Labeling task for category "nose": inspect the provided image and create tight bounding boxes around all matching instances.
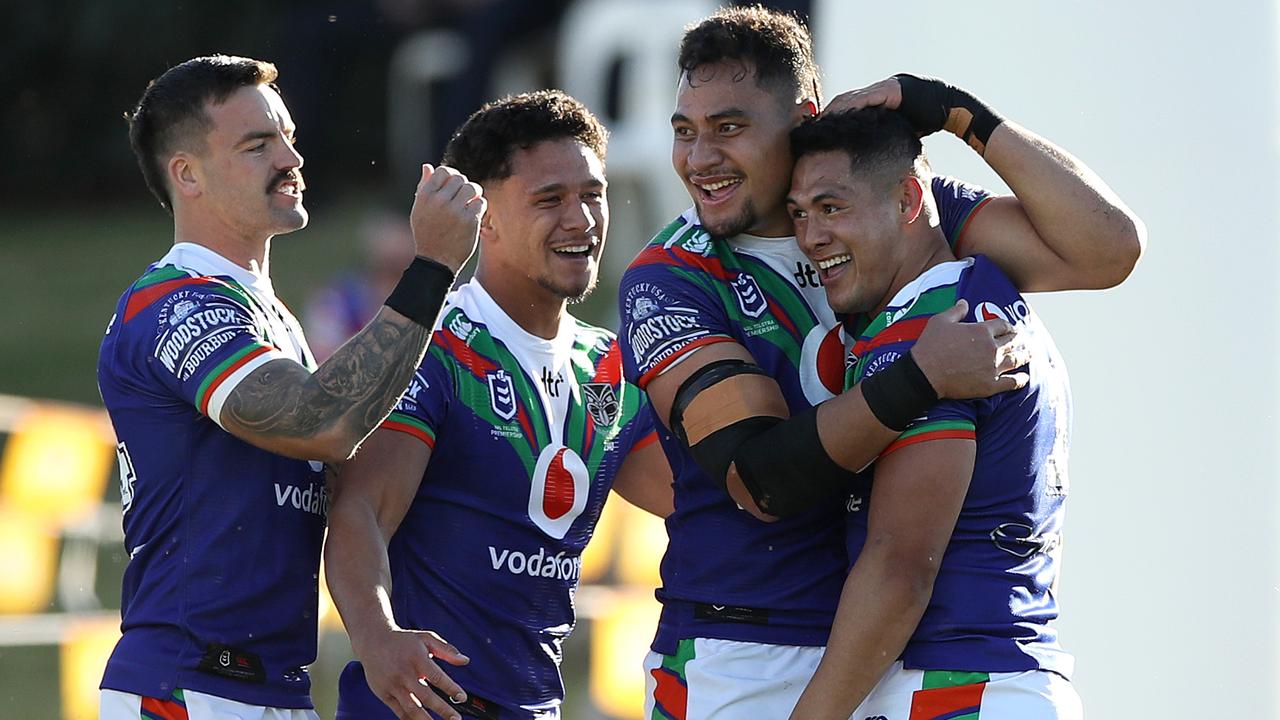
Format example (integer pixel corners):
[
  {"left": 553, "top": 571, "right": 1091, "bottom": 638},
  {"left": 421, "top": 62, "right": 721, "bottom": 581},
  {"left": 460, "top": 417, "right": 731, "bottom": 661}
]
[
  {"left": 562, "top": 199, "right": 596, "bottom": 234},
  {"left": 685, "top": 134, "right": 721, "bottom": 174},
  {"left": 796, "top": 216, "right": 828, "bottom": 257},
  {"left": 279, "top": 137, "right": 303, "bottom": 170}
]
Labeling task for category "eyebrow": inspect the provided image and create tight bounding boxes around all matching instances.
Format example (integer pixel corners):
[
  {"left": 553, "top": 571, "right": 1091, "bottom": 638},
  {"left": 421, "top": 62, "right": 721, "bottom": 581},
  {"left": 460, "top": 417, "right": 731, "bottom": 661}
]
[
  {"left": 786, "top": 191, "right": 841, "bottom": 206},
  {"left": 529, "top": 178, "right": 604, "bottom": 195},
  {"left": 234, "top": 130, "right": 277, "bottom": 146},
  {"left": 670, "top": 108, "right": 750, "bottom": 125}
]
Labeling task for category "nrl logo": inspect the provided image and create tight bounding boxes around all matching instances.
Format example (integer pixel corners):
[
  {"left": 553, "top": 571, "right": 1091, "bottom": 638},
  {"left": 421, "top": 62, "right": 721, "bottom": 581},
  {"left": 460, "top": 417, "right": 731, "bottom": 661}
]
[
  {"left": 730, "top": 272, "right": 767, "bottom": 319},
  {"left": 582, "top": 383, "right": 619, "bottom": 427},
  {"left": 488, "top": 369, "right": 517, "bottom": 421}
]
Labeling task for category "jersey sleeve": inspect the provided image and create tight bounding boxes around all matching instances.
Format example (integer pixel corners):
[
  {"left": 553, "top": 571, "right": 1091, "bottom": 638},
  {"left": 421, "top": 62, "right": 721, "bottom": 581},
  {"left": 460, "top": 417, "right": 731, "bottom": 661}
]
[
  {"left": 624, "top": 384, "right": 660, "bottom": 455},
  {"left": 379, "top": 334, "right": 454, "bottom": 449},
  {"left": 139, "top": 278, "right": 294, "bottom": 427},
  {"left": 618, "top": 248, "right": 737, "bottom": 388},
  {"left": 932, "top": 175, "right": 994, "bottom": 254}
]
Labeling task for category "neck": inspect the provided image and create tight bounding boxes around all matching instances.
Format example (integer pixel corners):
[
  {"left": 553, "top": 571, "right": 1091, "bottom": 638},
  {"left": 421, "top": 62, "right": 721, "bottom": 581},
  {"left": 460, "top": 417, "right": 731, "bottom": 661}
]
[
  {"left": 746, "top": 206, "right": 796, "bottom": 238},
  {"left": 475, "top": 264, "right": 567, "bottom": 340},
  {"left": 173, "top": 206, "right": 271, "bottom": 274},
  {"left": 873, "top": 228, "right": 956, "bottom": 315}
]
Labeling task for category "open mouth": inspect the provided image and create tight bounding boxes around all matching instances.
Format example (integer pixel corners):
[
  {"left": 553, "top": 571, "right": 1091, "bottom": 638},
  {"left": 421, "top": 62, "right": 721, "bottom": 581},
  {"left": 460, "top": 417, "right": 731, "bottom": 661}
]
[
  {"left": 694, "top": 177, "right": 742, "bottom": 204},
  {"left": 816, "top": 253, "right": 851, "bottom": 282},
  {"left": 550, "top": 239, "right": 599, "bottom": 260},
  {"left": 270, "top": 174, "right": 305, "bottom": 198}
]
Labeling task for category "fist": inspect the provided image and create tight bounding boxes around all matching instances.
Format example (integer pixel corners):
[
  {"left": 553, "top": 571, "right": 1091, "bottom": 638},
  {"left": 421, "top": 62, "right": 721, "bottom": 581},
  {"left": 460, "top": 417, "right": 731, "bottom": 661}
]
[{"left": 409, "top": 164, "right": 486, "bottom": 274}]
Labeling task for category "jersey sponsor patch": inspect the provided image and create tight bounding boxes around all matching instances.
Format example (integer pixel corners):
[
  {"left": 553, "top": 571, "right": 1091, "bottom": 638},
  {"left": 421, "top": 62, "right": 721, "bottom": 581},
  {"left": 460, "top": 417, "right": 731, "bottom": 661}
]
[
  {"left": 623, "top": 282, "right": 712, "bottom": 374},
  {"left": 154, "top": 291, "right": 256, "bottom": 382},
  {"left": 528, "top": 445, "right": 589, "bottom": 539}
]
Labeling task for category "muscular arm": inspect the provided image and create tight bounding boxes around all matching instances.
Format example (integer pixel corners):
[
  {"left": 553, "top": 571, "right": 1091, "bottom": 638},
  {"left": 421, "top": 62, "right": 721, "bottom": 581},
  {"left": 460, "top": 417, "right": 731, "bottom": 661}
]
[
  {"left": 610, "top": 437, "right": 675, "bottom": 518},
  {"left": 221, "top": 309, "right": 430, "bottom": 463},
  {"left": 324, "top": 428, "right": 469, "bottom": 720},
  {"left": 645, "top": 304, "right": 1022, "bottom": 520},
  {"left": 959, "top": 121, "right": 1147, "bottom": 291},
  {"left": 825, "top": 77, "right": 1147, "bottom": 292},
  {"left": 788, "top": 439, "right": 975, "bottom": 720}
]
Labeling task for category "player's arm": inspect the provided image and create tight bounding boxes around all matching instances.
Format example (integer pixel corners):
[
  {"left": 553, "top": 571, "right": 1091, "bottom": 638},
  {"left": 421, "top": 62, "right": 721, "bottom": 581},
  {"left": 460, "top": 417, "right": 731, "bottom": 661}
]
[
  {"left": 219, "top": 165, "right": 484, "bottom": 463},
  {"left": 646, "top": 302, "right": 1025, "bottom": 520},
  {"left": 788, "top": 438, "right": 976, "bottom": 720},
  {"left": 825, "top": 75, "right": 1147, "bottom": 292},
  {"left": 324, "top": 428, "right": 470, "bottom": 720},
  {"left": 610, "top": 435, "right": 675, "bottom": 518}
]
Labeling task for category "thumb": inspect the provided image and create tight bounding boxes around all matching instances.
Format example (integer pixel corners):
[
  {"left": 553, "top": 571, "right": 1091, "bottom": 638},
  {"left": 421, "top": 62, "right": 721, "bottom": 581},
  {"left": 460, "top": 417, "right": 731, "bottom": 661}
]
[
  {"left": 936, "top": 299, "right": 968, "bottom": 323},
  {"left": 992, "top": 371, "right": 1030, "bottom": 393}
]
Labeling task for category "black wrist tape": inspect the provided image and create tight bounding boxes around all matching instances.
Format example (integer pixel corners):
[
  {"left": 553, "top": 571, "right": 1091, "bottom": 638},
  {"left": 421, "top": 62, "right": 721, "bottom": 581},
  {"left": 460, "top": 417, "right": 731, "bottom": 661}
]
[
  {"left": 894, "top": 73, "right": 1005, "bottom": 153},
  {"left": 861, "top": 351, "right": 938, "bottom": 432},
  {"left": 385, "top": 256, "right": 456, "bottom": 328}
]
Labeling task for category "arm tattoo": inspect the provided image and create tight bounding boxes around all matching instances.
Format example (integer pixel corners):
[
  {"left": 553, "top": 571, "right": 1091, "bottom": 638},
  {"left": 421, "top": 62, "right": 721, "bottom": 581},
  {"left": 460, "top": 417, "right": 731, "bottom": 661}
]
[{"left": 222, "top": 311, "right": 431, "bottom": 449}]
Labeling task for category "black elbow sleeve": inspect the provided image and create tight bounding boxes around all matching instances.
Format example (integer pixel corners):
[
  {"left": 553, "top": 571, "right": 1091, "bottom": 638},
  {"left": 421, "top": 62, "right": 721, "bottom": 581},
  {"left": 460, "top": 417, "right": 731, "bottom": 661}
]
[{"left": 732, "top": 406, "right": 853, "bottom": 518}]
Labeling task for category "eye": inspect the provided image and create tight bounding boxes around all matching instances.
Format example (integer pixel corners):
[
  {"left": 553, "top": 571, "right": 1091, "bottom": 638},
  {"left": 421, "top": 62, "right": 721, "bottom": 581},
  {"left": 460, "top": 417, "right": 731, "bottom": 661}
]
[
  {"left": 822, "top": 203, "right": 841, "bottom": 215},
  {"left": 537, "top": 196, "right": 561, "bottom": 208},
  {"left": 582, "top": 191, "right": 603, "bottom": 202},
  {"left": 673, "top": 126, "right": 693, "bottom": 139},
  {"left": 719, "top": 122, "right": 743, "bottom": 134},
  {"left": 790, "top": 207, "right": 807, "bottom": 220},
  {"left": 248, "top": 142, "right": 266, "bottom": 153}
]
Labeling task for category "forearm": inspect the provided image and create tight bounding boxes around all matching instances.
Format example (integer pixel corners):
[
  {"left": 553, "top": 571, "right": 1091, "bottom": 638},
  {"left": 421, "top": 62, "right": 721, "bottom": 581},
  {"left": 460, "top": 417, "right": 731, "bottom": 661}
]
[
  {"left": 222, "top": 307, "right": 431, "bottom": 461},
  {"left": 790, "top": 556, "right": 933, "bottom": 719},
  {"left": 979, "top": 122, "right": 1146, "bottom": 289},
  {"left": 814, "top": 384, "right": 902, "bottom": 473},
  {"left": 324, "top": 501, "right": 401, "bottom": 656}
]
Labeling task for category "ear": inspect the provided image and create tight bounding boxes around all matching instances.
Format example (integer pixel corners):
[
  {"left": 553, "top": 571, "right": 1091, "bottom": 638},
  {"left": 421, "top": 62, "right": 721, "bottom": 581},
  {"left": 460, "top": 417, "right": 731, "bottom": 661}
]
[
  {"left": 796, "top": 97, "right": 819, "bottom": 120},
  {"left": 478, "top": 204, "right": 498, "bottom": 244},
  {"left": 899, "top": 175, "right": 926, "bottom": 225},
  {"left": 169, "top": 153, "right": 201, "bottom": 202}
]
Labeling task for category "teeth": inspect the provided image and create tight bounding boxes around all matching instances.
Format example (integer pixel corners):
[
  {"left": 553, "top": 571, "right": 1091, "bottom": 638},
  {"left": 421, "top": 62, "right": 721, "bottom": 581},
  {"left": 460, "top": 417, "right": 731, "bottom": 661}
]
[
  {"left": 554, "top": 245, "right": 590, "bottom": 254},
  {"left": 698, "top": 179, "right": 739, "bottom": 191},
  {"left": 817, "top": 254, "right": 851, "bottom": 270}
]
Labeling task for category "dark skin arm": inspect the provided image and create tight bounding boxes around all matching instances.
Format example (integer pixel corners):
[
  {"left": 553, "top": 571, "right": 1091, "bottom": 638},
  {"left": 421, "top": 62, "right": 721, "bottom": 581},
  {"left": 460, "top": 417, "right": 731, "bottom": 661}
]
[
  {"left": 789, "top": 439, "right": 975, "bottom": 719},
  {"left": 825, "top": 77, "right": 1147, "bottom": 291},
  {"left": 644, "top": 301, "right": 1024, "bottom": 520},
  {"left": 324, "top": 428, "right": 470, "bottom": 720}
]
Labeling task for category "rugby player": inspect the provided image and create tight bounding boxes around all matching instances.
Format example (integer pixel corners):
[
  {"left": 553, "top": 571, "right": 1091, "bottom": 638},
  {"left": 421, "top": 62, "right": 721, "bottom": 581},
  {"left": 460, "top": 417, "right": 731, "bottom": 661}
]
[
  {"left": 98, "top": 55, "right": 483, "bottom": 719},
  {"left": 324, "top": 91, "right": 673, "bottom": 720},
  {"left": 787, "top": 106, "right": 1080, "bottom": 719},
  {"left": 617, "top": 7, "right": 1145, "bottom": 718}
]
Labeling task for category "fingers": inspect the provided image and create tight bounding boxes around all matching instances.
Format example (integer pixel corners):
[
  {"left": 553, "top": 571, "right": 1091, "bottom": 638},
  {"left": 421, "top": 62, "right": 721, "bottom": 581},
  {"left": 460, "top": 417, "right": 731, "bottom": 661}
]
[
  {"left": 822, "top": 78, "right": 903, "bottom": 115},
  {"left": 424, "top": 631, "right": 471, "bottom": 666},
  {"left": 934, "top": 299, "right": 967, "bottom": 324},
  {"left": 995, "top": 334, "right": 1031, "bottom": 375},
  {"left": 415, "top": 653, "right": 467, "bottom": 705},
  {"left": 992, "top": 371, "right": 1030, "bottom": 393}
]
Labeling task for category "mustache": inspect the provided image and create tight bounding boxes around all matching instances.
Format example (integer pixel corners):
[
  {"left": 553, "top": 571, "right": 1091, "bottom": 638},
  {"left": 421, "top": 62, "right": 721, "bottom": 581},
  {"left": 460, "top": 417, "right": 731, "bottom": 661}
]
[{"left": 267, "top": 169, "right": 304, "bottom": 194}]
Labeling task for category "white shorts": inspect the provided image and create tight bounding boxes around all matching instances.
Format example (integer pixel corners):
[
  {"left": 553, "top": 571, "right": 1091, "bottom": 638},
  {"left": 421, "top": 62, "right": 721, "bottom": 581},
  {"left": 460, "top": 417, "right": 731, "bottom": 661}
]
[
  {"left": 854, "top": 662, "right": 1082, "bottom": 720},
  {"left": 100, "top": 689, "right": 320, "bottom": 720},
  {"left": 642, "top": 637, "right": 824, "bottom": 720}
]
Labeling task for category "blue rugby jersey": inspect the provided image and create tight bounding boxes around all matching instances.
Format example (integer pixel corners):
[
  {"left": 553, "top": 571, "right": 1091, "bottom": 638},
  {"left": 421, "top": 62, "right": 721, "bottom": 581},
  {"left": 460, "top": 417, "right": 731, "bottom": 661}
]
[
  {"left": 844, "top": 255, "right": 1074, "bottom": 677},
  {"left": 335, "top": 280, "right": 657, "bottom": 720},
  {"left": 97, "top": 243, "right": 326, "bottom": 708},
  {"left": 617, "top": 177, "right": 991, "bottom": 654}
]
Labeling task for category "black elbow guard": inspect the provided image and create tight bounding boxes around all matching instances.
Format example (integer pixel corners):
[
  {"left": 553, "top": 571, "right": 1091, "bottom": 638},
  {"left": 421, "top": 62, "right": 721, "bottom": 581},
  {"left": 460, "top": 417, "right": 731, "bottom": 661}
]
[{"left": 732, "top": 406, "right": 852, "bottom": 518}]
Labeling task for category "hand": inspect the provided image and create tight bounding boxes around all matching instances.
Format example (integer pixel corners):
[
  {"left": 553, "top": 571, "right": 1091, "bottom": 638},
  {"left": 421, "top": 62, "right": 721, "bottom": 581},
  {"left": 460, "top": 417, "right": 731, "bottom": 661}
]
[
  {"left": 409, "top": 164, "right": 486, "bottom": 274},
  {"left": 357, "top": 625, "right": 471, "bottom": 720},
  {"left": 822, "top": 77, "right": 903, "bottom": 116},
  {"left": 911, "top": 300, "right": 1030, "bottom": 399}
]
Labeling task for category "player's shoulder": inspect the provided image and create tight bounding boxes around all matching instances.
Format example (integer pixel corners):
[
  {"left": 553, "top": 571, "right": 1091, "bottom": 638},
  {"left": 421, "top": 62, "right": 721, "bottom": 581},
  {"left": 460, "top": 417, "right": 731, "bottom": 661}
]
[
  {"left": 624, "top": 208, "right": 725, "bottom": 278},
  {"left": 116, "top": 263, "right": 253, "bottom": 330},
  {"left": 957, "top": 255, "right": 1026, "bottom": 324}
]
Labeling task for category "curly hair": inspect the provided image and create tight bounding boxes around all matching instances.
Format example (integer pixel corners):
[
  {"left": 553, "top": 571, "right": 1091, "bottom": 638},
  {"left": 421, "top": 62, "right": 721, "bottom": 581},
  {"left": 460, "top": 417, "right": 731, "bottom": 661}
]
[
  {"left": 678, "top": 4, "right": 821, "bottom": 103},
  {"left": 127, "top": 55, "right": 279, "bottom": 214},
  {"left": 442, "top": 90, "right": 608, "bottom": 184},
  {"left": 789, "top": 107, "right": 927, "bottom": 184}
]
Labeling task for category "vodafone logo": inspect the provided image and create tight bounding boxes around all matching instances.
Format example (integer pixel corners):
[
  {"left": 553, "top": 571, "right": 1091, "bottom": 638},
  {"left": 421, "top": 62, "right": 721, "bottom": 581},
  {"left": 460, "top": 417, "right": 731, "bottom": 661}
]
[
  {"left": 528, "top": 445, "right": 589, "bottom": 539},
  {"left": 975, "top": 301, "right": 1010, "bottom": 323},
  {"left": 799, "top": 324, "right": 843, "bottom": 404}
]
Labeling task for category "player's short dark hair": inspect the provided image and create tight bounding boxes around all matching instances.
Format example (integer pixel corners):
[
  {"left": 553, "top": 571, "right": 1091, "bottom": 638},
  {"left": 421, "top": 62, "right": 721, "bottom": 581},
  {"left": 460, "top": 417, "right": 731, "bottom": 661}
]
[
  {"left": 127, "top": 55, "right": 279, "bottom": 214},
  {"left": 442, "top": 90, "right": 608, "bottom": 184},
  {"left": 678, "top": 4, "right": 822, "bottom": 104},
  {"left": 790, "top": 108, "right": 927, "bottom": 185}
]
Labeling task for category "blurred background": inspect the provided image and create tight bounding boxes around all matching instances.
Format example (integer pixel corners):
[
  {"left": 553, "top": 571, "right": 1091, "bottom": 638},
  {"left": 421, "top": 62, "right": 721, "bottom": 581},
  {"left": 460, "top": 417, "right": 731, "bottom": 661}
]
[{"left": 1, "top": 1, "right": 1276, "bottom": 718}]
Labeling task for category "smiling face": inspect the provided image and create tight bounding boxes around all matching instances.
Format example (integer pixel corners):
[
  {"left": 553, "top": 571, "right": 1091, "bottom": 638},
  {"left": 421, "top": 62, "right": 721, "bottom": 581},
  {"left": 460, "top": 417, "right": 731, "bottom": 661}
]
[
  {"left": 788, "top": 150, "right": 908, "bottom": 315},
  {"left": 671, "top": 60, "right": 804, "bottom": 238},
  {"left": 481, "top": 137, "right": 608, "bottom": 303},
  {"left": 188, "top": 84, "right": 307, "bottom": 240}
]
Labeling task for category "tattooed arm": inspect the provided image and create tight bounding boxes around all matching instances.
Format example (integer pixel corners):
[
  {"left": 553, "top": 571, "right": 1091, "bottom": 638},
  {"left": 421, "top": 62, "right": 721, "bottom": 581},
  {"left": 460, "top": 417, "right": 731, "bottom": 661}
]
[
  {"left": 221, "top": 309, "right": 431, "bottom": 462},
  {"left": 220, "top": 164, "right": 485, "bottom": 463}
]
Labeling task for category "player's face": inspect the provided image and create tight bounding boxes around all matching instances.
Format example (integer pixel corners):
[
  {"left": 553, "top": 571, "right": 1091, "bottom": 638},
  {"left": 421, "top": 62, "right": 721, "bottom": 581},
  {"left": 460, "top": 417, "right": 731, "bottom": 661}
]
[
  {"left": 483, "top": 138, "right": 608, "bottom": 302},
  {"left": 196, "top": 84, "right": 307, "bottom": 240},
  {"left": 671, "top": 61, "right": 802, "bottom": 238},
  {"left": 788, "top": 151, "right": 905, "bottom": 315}
]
